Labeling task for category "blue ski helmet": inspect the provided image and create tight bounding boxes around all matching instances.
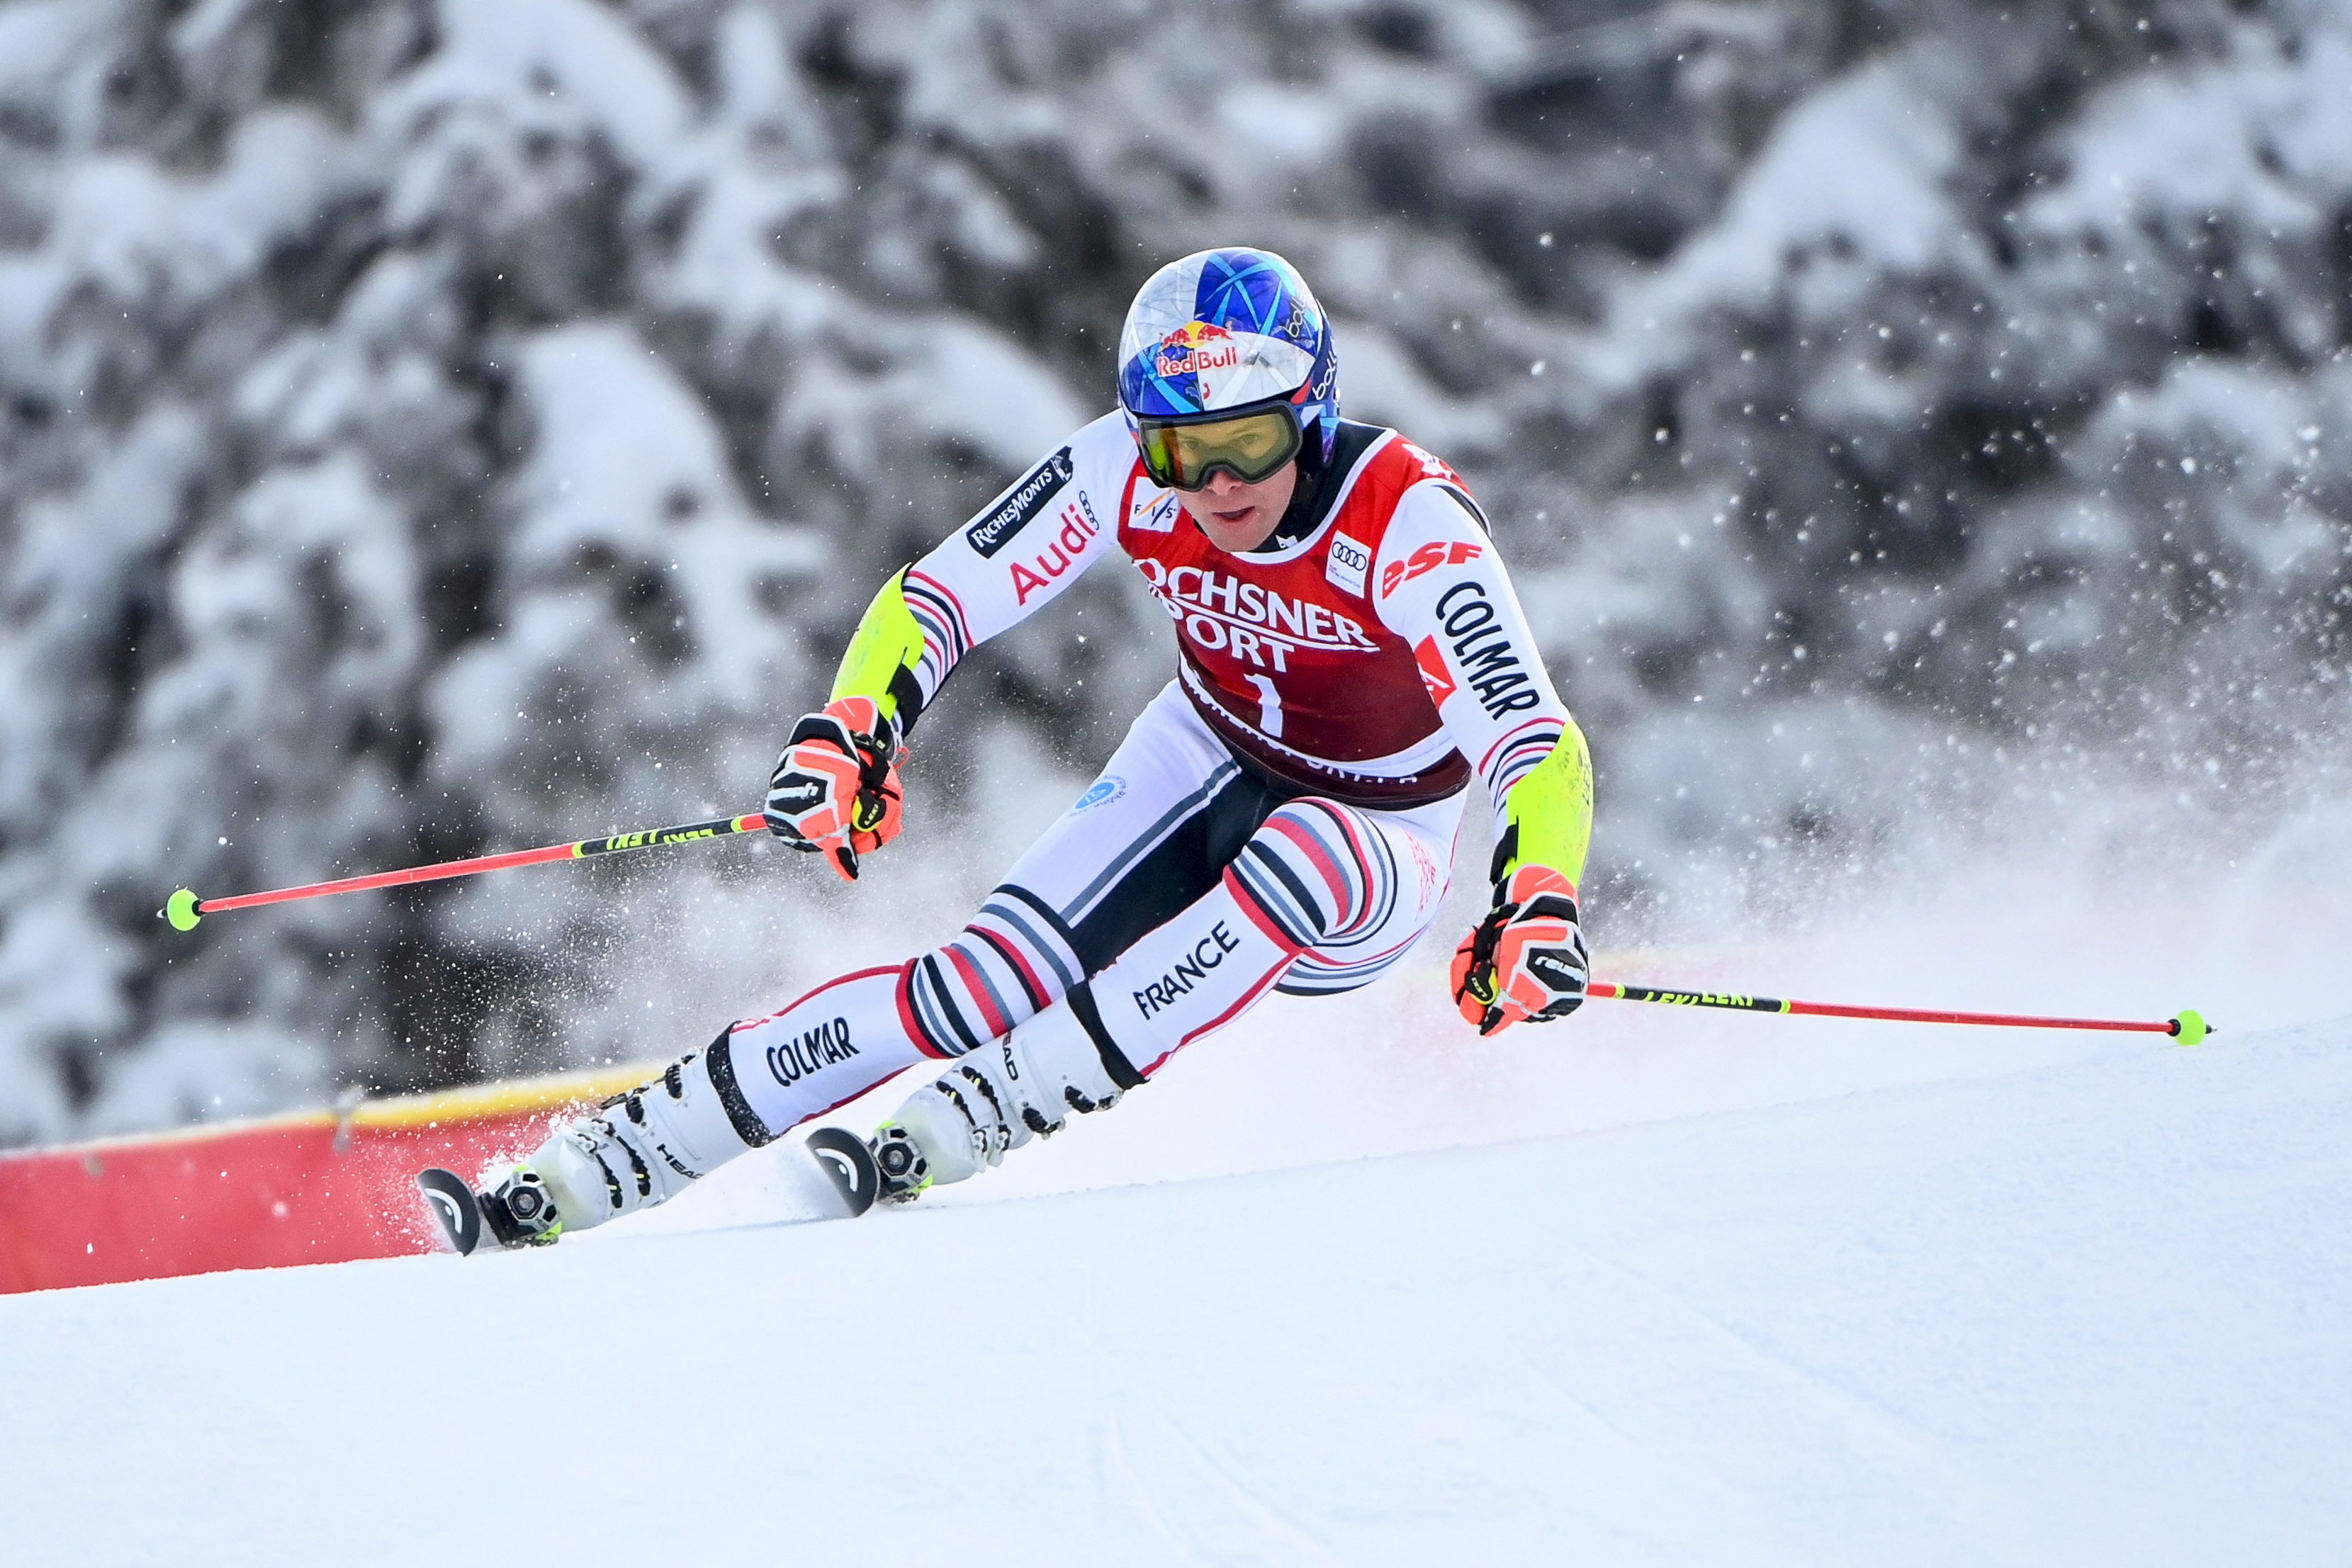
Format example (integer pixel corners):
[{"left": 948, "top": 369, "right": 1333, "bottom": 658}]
[{"left": 1117, "top": 247, "right": 1339, "bottom": 466}]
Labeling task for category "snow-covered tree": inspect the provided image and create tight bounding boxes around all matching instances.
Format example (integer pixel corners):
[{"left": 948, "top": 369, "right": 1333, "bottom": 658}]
[{"left": 1, "top": 0, "right": 2347, "bottom": 1144}]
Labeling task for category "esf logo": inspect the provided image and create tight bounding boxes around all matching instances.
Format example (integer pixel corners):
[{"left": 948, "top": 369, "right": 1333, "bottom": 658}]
[
  {"left": 1381, "top": 538, "right": 1482, "bottom": 597},
  {"left": 765, "top": 1015, "right": 857, "bottom": 1086}
]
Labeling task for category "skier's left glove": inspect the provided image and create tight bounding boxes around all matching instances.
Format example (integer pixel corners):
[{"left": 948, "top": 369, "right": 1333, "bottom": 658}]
[
  {"left": 765, "top": 695, "right": 904, "bottom": 882},
  {"left": 1451, "top": 864, "right": 1588, "bottom": 1036}
]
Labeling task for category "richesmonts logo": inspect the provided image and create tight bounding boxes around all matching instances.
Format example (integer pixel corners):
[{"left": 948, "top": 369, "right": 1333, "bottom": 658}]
[{"left": 967, "top": 446, "right": 1075, "bottom": 558}]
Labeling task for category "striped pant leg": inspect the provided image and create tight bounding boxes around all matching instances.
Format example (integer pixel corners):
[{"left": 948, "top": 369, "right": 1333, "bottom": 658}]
[
  {"left": 1233, "top": 794, "right": 1461, "bottom": 995},
  {"left": 721, "top": 966, "right": 931, "bottom": 1139},
  {"left": 730, "top": 687, "right": 1461, "bottom": 1137},
  {"left": 1270, "top": 792, "right": 1461, "bottom": 997},
  {"left": 897, "top": 682, "right": 1278, "bottom": 1058},
  {"left": 1075, "top": 789, "right": 1463, "bottom": 1078},
  {"left": 896, "top": 886, "right": 1088, "bottom": 1061},
  {"left": 725, "top": 687, "right": 1272, "bottom": 1139}
]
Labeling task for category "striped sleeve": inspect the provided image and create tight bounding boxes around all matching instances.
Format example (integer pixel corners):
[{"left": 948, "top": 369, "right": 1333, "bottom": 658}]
[
  {"left": 1369, "top": 480, "right": 1582, "bottom": 847},
  {"left": 887, "top": 411, "right": 1132, "bottom": 713},
  {"left": 898, "top": 568, "right": 975, "bottom": 709}
]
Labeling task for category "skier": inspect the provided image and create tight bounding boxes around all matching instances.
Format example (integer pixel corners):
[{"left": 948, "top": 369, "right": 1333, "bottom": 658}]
[{"left": 467, "top": 247, "right": 1594, "bottom": 1246}]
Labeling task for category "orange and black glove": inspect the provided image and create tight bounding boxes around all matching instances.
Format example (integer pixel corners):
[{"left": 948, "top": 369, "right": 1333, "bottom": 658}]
[
  {"left": 1451, "top": 864, "right": 1589, "bottom": 1036},
  {"left": 764, "top": 695, "right": 904, "bottom": 881}
]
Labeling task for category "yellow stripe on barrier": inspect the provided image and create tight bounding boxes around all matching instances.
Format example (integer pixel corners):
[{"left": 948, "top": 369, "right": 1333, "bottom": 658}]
[
  {"left": 349, "top": 1062, "right": 662, "bottom": 1128},
  {"left": 3, "top": 1061, "right": 666, "bottom": 1162}
]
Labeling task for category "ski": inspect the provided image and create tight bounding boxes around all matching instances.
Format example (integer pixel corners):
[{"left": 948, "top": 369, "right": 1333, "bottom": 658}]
[
  {"left": 805, "top": 1126, "right": 882, "bottom": 1217},
  {"left": 419, "top": 1132, "right": 883, "bottom": 1259},
  {"left": 417, "top": 1167, "right": 484, "bottom": 1256},
  {"left": 417, "top": 1165, "right": 560, "bottom": 1253}
]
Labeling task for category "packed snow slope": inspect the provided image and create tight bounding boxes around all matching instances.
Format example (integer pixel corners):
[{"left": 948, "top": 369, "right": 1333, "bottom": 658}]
[{"left": 4, "top": 992, "right": 2346, "bottom": 1566}]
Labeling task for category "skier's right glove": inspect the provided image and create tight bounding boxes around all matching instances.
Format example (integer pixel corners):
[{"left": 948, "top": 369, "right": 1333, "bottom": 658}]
[
  {"left": 1451, "top": 864, "right": 1589, "bottom": 1037},
  {"left": 765, "top": 695, "right": 904, "bottom": 881}
]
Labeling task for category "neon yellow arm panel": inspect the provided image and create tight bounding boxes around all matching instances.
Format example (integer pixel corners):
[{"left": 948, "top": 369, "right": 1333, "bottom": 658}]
[
  {"left": 1494, "top": 720, "right": 1594, "bottom": 890},
  {"left": 828, "top": 568, "right": 930, "bottom": 733}
]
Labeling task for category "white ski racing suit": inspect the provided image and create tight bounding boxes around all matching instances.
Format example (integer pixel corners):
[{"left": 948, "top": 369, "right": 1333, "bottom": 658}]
[{"left": 693, "top": 410, "right": 1587, "bottom": 1153}]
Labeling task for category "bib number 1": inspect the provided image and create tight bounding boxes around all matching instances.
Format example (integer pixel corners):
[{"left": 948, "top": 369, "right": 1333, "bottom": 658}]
[{"left": 1246, "top": 673, "right": 1284, "bottom": 738}]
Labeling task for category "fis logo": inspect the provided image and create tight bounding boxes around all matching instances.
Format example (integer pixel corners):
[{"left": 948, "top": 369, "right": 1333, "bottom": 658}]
[
  {"left": 1128, "top": 485, "right": 1179, "bottom": 533},
  {"left": 1154, "top": 321, "right": 1241, "bottom": 378}
]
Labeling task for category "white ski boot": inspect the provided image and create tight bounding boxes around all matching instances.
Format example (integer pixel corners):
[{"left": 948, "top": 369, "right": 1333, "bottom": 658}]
[
  {"left": 868, "top": 998, "right": 1135, "bottom": 1202},
  {"left": 478, "top": 1037, "right": 770, "bottom": 1244}
]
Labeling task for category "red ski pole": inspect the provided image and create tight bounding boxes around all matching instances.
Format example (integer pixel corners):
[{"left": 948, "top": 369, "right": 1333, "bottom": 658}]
[
  {"left": 162, "top": 811, "right": 769, "bottom": 930},
  {"left": 1588, "top": 981, "right": 2210, "bottom": 1044}
]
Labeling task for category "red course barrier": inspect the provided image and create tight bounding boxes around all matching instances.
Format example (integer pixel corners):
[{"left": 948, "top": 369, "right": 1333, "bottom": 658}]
[{"left": 0, "top": 1065, "right": 655, "bottom": 1294}]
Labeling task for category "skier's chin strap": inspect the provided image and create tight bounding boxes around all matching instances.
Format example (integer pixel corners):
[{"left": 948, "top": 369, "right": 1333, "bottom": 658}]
[
  {"left": 828, "top": 566, "right": 930, "bottom": 740},
  {"left": 1490, "top": 722, "right": 1596, "bottom": 893}
]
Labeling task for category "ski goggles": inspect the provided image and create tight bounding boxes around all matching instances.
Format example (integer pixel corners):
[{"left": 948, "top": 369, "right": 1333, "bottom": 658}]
[{"left": 1135, "top": 407, "right": 1303, "bottom": 491}]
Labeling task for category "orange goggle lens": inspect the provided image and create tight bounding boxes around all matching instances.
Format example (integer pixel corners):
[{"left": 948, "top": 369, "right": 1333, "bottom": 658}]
[{"left": 1137, "top": 409, "right": 1303, "bottom": 492}]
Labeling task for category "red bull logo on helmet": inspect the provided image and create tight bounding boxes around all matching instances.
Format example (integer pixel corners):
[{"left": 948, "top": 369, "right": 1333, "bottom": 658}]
[{"left": 1154, "top": 320, "right": 1242, "bottom": 379}]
